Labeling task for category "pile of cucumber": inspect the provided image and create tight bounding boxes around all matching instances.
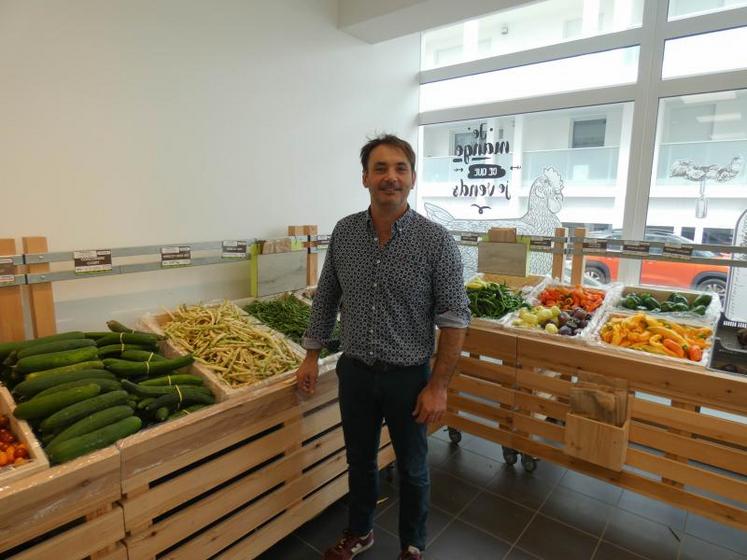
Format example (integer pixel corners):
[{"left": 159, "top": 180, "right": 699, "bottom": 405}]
[{"left": 1, "top": 321, "right": 215, "bottom": 465}]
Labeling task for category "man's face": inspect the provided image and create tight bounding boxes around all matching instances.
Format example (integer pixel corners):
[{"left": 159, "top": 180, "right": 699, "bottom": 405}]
[{"left": 363, "top": 144, "right": 416, "bottom": 210}]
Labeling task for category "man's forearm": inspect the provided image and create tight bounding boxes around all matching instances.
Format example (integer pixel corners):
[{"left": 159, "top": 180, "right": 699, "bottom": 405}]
[{"left": 429, "top": 327, "right": 466, "bottom": 390}]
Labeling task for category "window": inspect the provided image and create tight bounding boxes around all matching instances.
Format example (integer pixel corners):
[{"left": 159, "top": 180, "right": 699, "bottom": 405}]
[
  {"left": 681, "top": 226, "right": 696, "bottom": 239},
  {"left": 572, "top": 119, "right": 607, "bottom": 148},
  {"left": 669, "top": 0, "right": 747, "bottom": 20},
  {"left": 704, "top": 227, "right": 735, "bottom": 244},
  {"left": 663, "top": 26, "right": 747, "bottom": 79}
]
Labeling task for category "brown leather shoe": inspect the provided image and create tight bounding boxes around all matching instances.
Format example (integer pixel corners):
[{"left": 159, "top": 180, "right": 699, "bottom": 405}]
[
  {"left": 399, "top": 545, "right": 422, "bottom": 559},
  {"left": 323, "top": 530, "right": 374, "bottom": 559}
]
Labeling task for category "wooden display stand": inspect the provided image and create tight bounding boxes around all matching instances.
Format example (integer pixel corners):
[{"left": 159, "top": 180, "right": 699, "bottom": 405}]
[{"left": 0, "top": 387, "right": 48, "bottom": 485}]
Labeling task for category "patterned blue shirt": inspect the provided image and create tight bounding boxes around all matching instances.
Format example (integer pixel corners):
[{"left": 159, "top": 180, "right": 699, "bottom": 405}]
[{"left": 302, "top": 207, "right": 470, "bottom": 366}]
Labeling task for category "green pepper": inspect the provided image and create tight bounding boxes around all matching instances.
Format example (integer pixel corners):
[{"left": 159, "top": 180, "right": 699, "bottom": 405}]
[
  {"left": 660, "top": 301, "right": 674, "bottom": 312},
  {"left": 692, "top": 294, "right": 712, "bottom": 308},
  {"left": 691, "top": 305, "right": 707, "bottom": 315},
  {"left": 667, "top": 293, "right": 689, "bottom": 306},
  {"left": 622, "top": 295, "right": 641, "bottom": 310},
  {"left": 672, "top": 302, "right": 690, "bottom": 312},
  {"left": 642, "top": 296, "right": 661, "bottom": 311}
]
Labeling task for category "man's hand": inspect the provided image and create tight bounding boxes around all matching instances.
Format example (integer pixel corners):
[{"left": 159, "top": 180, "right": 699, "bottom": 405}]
[
  {"left": 296, "top": 353, "right": 320, "bottom": 394},
  {"left": 412, "top": 382, "right": 448, "bottom": 425}
]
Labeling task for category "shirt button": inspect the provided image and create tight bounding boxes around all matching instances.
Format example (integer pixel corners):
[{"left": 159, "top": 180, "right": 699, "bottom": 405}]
[
  {"left": 371, "top": 305, "right": 375, "bottom": 311},
  {"left": 373, "top": 283, "right": 377, "bottom": 288},
  {"left": 369, "top": 329, "right": 373, "bottom": 334},
  {"left": 376, "top": 259, "right": 381, "bottom": 264},
  {"left": 369, "top": 351, "right": 373, "bottom": 356}
]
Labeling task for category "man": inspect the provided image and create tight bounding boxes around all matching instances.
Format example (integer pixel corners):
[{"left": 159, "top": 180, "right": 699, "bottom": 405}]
[{"left": 296, "top": 134, "right": 470, "bottom": 560}]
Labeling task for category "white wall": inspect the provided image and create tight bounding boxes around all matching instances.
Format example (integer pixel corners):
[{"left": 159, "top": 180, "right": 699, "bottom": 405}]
[{"left": 0, "top": 0, "right": 419, "bottom": 331}]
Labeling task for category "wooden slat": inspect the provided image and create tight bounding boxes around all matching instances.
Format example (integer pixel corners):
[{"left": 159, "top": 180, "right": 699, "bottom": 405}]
[
  {"left": 450, "top": 373, "right": 515, "bottom": 406},
  {"left": 22, "top": 236, "right": 56, "bottom": 337},
  {"left": 514, "top": 392, "right": 569, "bottom": 421},
  {"left": 463, "top": 326, "right": 517, "bottom": 362},
  {"left": 0, "top": 239, "right": 25, "bottom": 343},
  {"left": 632, "top": 398, "right": 747, "bottom": 448},
  {"left": 456, "top": 355, "right": 515, "bottom": 386},
  {"left": 627, "top": 449, "right": 747, "bottom": 504},
  {"left": 630, "top": 422, "right": 747, "bottom": 477},
  {"left": 570, "top": 227, "right": 586, "bottom": 285},
  {"left": 87, "top": 544, "right": 128, "bottom": 560},
  {"left": 516, "top": 369, "right": 572, "bottom": 397},
  {"left": 551, "top": 227, "right": 565, "bottom": 280},
  {"left": 303, "top": 225, "right": 318, "bottom": 287},
  {"left": 448, "top": 394, "right": 512, "bottom": 425},
  {"left": 517, "top": 336, "right": 747, "bottom": 414},
  {"left": 9, "top": 508, "right": 124, "bottom": 560},
  {"left": 512, "top": 412, "right": 565, "bottom": 443}
]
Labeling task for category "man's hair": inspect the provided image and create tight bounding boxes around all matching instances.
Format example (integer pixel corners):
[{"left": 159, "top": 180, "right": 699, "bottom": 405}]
[{"left": 360, "top": 134, "right": 416, "bottom": 173}]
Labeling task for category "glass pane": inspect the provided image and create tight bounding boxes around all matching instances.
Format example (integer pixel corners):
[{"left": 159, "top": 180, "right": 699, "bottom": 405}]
[
  {"left": 662, "top": 26, "right": 747, "bottom": 79},
  {"left": 669, "top": 0, "right": 747, "bottom": 20},
  {"left": 421, "top": 0, "right": 644, "bottom": 70},
  {"left": 418, "top": 103, "right": 633, "bottom": 281},
  {"left": 644, "top": 89, "right": 747, "bottom": 298},
  {"left": 420, "top": 47, "right": 639, "bottom": 112}
]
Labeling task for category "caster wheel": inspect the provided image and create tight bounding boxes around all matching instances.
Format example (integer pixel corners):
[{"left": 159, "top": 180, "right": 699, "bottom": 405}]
[
  {"left": 502, "top": 447, "right": 518, "bottom": 466},
  {"left": 447, "top": 427, "right": 462, "bottom": 444},
  {"left": 521, "top": 456, "right": 538, "bottom": 473}
]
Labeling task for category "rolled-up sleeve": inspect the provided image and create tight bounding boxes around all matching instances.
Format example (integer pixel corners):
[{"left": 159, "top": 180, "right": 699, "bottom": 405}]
[
  {"left": 302, "top": 226, "right": 342, "bottom": 350},
  {"left": 432, "top": 232, "right": 471, "bottom": 328}
]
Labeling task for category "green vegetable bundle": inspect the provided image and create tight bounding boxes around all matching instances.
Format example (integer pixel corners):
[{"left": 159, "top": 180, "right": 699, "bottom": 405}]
[
  {"left": 620, "top": 291, "right": 711, "bottom": 315},
  {"left": 466, "top": 279, "right": 529, "bottom": 319}
]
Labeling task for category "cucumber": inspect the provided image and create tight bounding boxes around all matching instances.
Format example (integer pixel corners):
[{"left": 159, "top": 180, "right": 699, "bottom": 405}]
[
  {"left": 145, "top": 387, "right": 215, "bottom": 412},
  {"left": 120, "top": 350, "right": 167, "bottom": 362},
  {"left": 13, "top": 384, "right": 101, "bottom": 420},
  {"left": 14, "top": 370, "right": 115, "bottom": 399},
  {"left": 24, "top": 360, "right": 106, "bottom": 381},
  {"left": 40, "top": 390, "right": 130, "bottom": 433},
  {"left": 16, "top": 346, "right": 100, "bottom": 374},
  {"left": 46, "top": 405, "right": 135, "bottom": 451},
  {"left": 107, "top": 320, "right": 166, "bottom": 340},
  {"left": 103, "top": 355, "right": 194, "bottom": 377},
  {"left": 154, "top": 407, "right": 170, "bottom": 421},
  {"left": 0, "top": 331, "right": 86, "bottom": 361},
  {"left": 121, "top": 379, "right": 211, "bottom": 397},
  {"left": 139, "top": 374, "right": 204, "bottom": 386},
  {"left": 137, "top": 397, "right": 155, "bottom": 410},
  {"left": 97, "top": 344, "right": 158, "bottom": 358},
  {"left": 47, "top": 416, "right": 142, "bottom": 464},
  {"left": 17, "top": 339, "right": 96, "bottom": 360},
  {"left": 167, "top": 404, "right": 208, "bottom": 420},
  {"left": 33, "top": 378, "right": 122, "bottom": 399},
  {"left": 85, "top": 331, "right": 113, "bottom": 340},
  {"left": 96, "top": 333, "right": 162, "bottom": 347}
]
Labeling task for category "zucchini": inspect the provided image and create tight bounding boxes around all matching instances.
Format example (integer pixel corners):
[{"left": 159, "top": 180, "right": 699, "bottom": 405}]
[
  {"left": 139, "top": 374, "right": 204, "bottom": 386},
  {"left": 17, "top": 339, "right": 96, "bottom": 360},
  {"left": 96, "top": 333, "right": 162, "bottom": 348},
  {"left": 107, "top": 320, "right": 166, "bottom": 339},
  {"left": 97, "top": 344, "right": 158, "bottom": 358},
  {"left": 0, "top": 331, "right": 86, "bottom": 361},
  {"left": 120, "top": 350, "right": 167, "bottom": 362},
  {"left": 16, "top": 346, "right": 100, "bottom": 374},
  {"left": 13, "top": 384, "right": 101, "bottom": 420},
  {"left": 145, "top": 387, "right": 215, "bottom": 412},
  {"left": 47, "top": 416, "right": 142, "bottom": 464},
  {"left": 40, "top": 390, "right": 130, "bottom": 433},
  {"left": 167, "top": 404, "right": 208, "bottom": 420},
  {"left": 14, "top": 369, "right": 115, "bottom": 399},
  {"left": 103, "top": 355, "right": 194, "bottom": 377},
  {"left": 46, "top": 405, "right": 135, "bottom": 451},
  {"left": 33, "top": 378, "right": 122, "bottom": 399},
  {"left": 121, "top": 379, "right": 211, "bottom": 397}
]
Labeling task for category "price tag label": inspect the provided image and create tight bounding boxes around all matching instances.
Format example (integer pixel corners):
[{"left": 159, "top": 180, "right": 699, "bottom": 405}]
[
  {"left": 583, "top": 240, "right": 608, "bottom": 251},
  {"left": 0, "top": 258, "right": 14, "bottom": 284},
  {"left": 73, "top": 250, "right": 112, "bottom": 274},
  {"left": 530, "top": 238, "right": 552, "bottom": 248},
  {"left": 663, "top": 244, "right": 693, "bottom": 260},
  {"left": 623, "top": 241, "right": 650, "bottom": 255},
  {"left": 221, "top": 240, "right": 247, "bottom": 259},
  {"left": 161, "top": 246, "right": 192, "bottom": 267},
  {"left": 460, "top": 234, "right": 480, "bottom": 243}
]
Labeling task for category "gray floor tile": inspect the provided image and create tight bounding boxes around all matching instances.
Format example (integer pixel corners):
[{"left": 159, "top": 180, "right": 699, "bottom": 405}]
[
  {"left": 592, "top": 541, "right": 648, "bottom": 560},
  {"left": 541, "top": 485, "right": 613, "bottom": 536},
  {"left": 256, "top": 534, "right": 320, "bottom": 559},
  {"left": 505, "top": 547, "right": 542, "bottom": 559},
  {"left": 438, "top": 447, "right": 503, "bottom": 487},
  {"left": 685, "top": 513, "right": 747, "bottom": 555},
  {"left": 616, "top": 491, "right": 686, "bottom": 531},
  {"left": 375, "top": 503, "right": 452, "bottom": 547},
  {"left": 362, "top": 529, "right": 403, "bottom": 560},
  {"left": 603, "top": 509, "right": 679, "bottom": 560},
  {"left": 485, "top": 465, "right": 557, "bottom": 509},
  {"left": 517, "top": 514, "right": 598, "bottom": 560},
  {"left": 429, "top": 519, "right": 512, "bottom": 560},
  {"left": 459, "top": 490, "right": 535, "bottom": 542},
  {"left": 428, "top": 436, "right": 460, "bottom": 467},
  {"left": 429, "top": 467, "right": 481, "bottom": 515},
  {"left": 559, "top": 471, "right": 623, "bottom": 506},
  {"left": 294, "top": 501, "right": 349, "bottom": 552},
  {"left": 454, "top": 432, "right": 507, "bottom": 463},
  {"left": 680, "top": 534, "right": 747, "bottom": 560}
]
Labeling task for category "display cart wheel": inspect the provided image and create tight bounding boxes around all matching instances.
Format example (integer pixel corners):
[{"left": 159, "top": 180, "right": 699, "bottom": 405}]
[
  {"left": 447, "top": 427, "right": 462, "bottom": 444},
  {"left": 521, "top": 455, "right": 538, "bottom": 473},
  {"left": 502, "top": 446, "right": 518, "bottom": 465}
]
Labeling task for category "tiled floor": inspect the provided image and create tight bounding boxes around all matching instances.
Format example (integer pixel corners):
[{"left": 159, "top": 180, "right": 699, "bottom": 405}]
[{"left": 258, "top": 429, "right": 747, "bottom": 560}]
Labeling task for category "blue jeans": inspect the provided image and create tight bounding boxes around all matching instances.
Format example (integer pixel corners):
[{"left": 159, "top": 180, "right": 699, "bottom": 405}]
[{"left": 336, "top": 353, "right": 430, "bottom": 551}]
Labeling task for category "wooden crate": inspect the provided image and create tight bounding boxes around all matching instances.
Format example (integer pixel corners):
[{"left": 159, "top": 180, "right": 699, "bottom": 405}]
[
  {"left": 564, "top": 414, "right": 629, "bottom": 471},
  {"left": 0, "top": 447, "right": 125, "bottom": 560},
  {"left": 446, "top": 322, "right": 747, "bottom": 531},
  {"left": 119, "top": 363, "right": 395, "bottom": 560},
  {"left": 0, "top": 386, "right": 48, "bottom": 485}
]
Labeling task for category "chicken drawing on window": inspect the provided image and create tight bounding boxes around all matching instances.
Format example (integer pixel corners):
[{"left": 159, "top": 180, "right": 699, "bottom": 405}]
[{"left": 424, "top": 167, "right": 564, "bottom": 280}]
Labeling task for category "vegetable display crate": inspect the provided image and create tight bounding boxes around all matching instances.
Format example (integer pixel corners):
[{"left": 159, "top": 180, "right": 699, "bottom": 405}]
[
  {"left": 0, "top": 386, "right": 48, "bottom": 485},
  {"left": 0, "top": 446, "right": 125, "bottom": 560},
  {"left": 613, "top": 285, "right": 720, "bottom": 321},
  {"left": 119, "top": 363, "right": 395, "bottom": 560},
  {"left": 139, "top": 301, "right": 304, "bottom": 402},
  {"left": 446, "top": 322, "right": 747, "bottom": 531}
]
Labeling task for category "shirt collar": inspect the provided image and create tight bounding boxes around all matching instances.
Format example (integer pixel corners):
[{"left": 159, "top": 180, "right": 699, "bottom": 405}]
[{"left": 365, "top": 206, "right": 415, "bottom": 235}]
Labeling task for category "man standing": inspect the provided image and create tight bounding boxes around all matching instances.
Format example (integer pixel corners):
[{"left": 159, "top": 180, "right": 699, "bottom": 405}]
[{"left": 297, "top": 134, "right": 470, "bottom": 560}]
